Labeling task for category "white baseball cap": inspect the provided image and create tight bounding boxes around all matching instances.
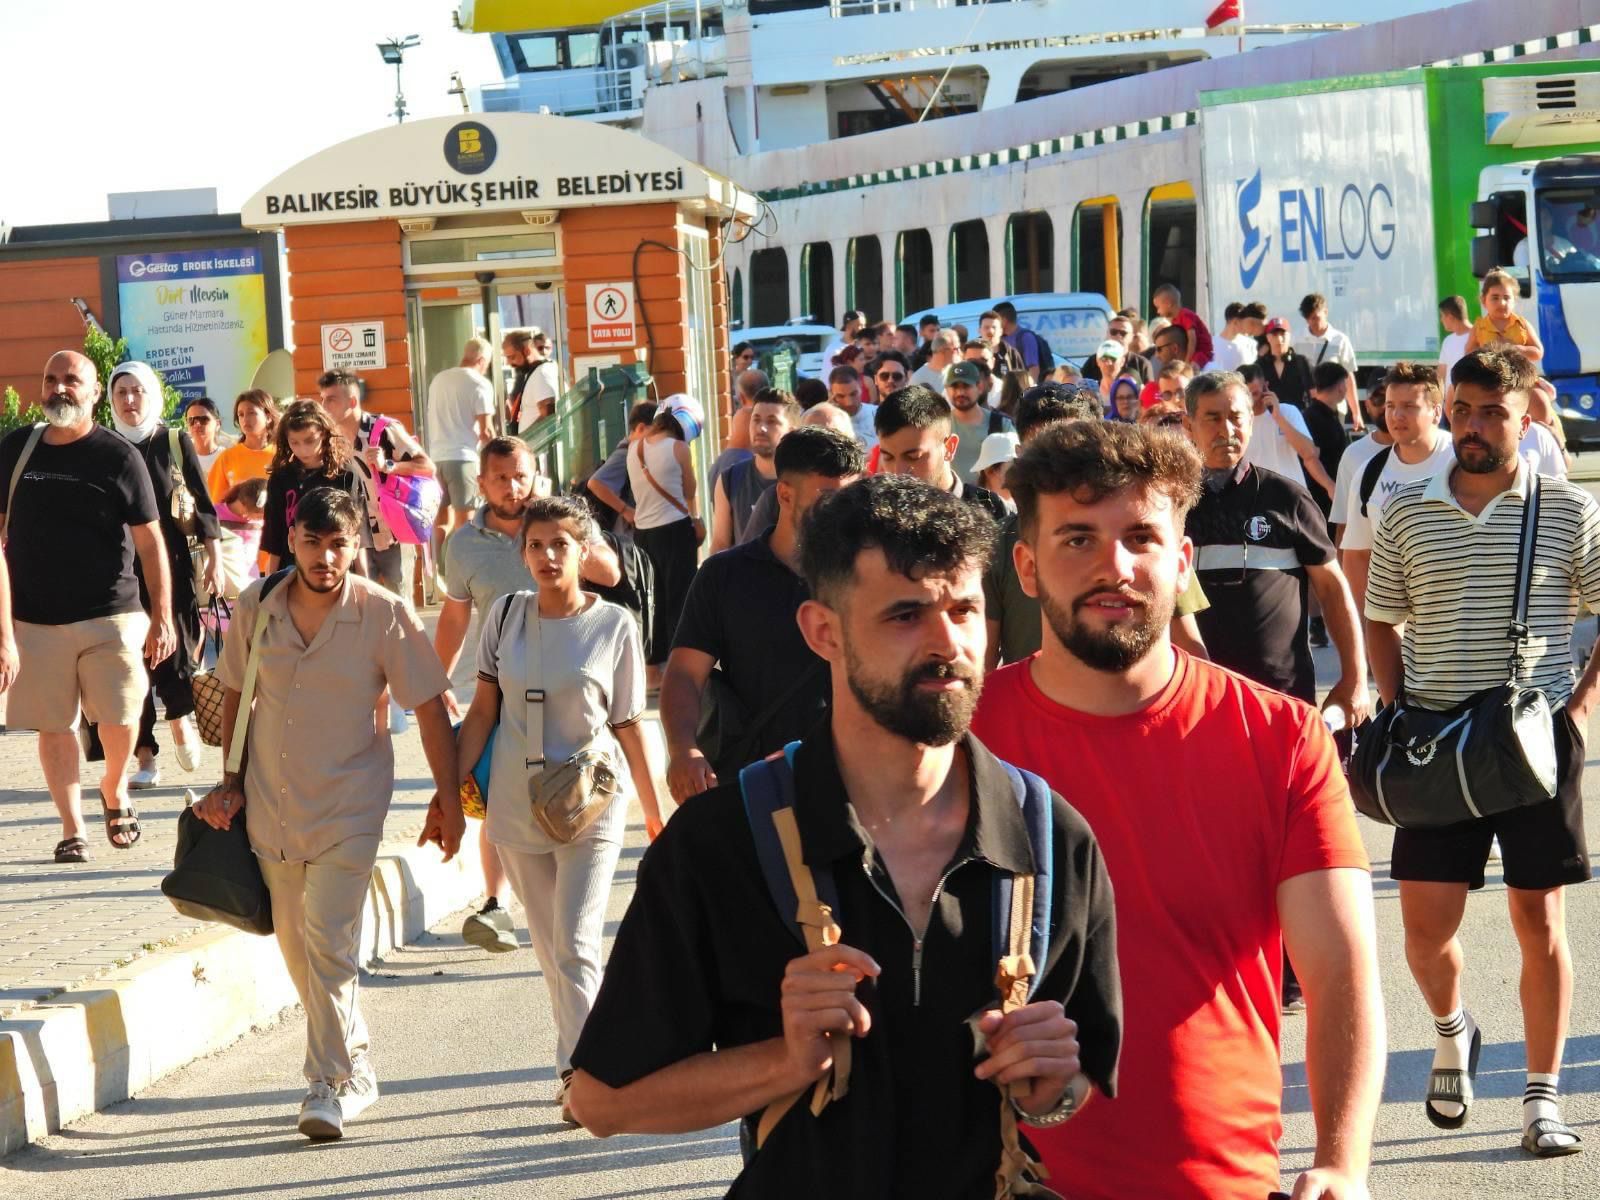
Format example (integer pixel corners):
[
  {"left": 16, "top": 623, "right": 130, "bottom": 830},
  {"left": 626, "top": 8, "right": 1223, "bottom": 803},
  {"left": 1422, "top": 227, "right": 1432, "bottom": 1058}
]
[{"left": 972, "top": 430, "right": 1020, "bottom": 476}]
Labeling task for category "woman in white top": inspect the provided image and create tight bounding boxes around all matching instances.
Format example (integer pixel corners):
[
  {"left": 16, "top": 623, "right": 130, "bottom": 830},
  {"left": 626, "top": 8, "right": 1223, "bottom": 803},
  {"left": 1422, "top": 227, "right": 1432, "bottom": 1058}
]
[
  {"left": 454, "top": 495, "right": 664, "bottom": 1122},
  {"left": 624, "top": 398, "right": 704, "bottom": 680}
]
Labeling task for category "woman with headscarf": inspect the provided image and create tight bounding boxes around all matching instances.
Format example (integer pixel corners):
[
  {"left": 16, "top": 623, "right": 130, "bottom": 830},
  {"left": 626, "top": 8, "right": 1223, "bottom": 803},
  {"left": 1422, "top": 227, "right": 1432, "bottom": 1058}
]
[
  {"left": 89, "top": 362, "right": 225, "bottom": 787},
  {"left": 1107, "top": 374, "right": 1143, "bottom": 422}
]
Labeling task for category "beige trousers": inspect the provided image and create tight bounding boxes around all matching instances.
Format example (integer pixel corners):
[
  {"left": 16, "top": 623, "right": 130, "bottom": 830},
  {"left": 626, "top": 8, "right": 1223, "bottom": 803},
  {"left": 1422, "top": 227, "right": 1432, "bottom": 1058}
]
[{"left": 257, "top": 834, "right": 380, "bottom": 1086}]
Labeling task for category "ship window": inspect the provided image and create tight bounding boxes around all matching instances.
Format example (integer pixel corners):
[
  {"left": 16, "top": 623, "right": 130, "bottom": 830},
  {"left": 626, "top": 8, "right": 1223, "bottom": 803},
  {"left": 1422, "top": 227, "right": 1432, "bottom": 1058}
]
[
  {"left": 568, "top": 33, "right": 602, "bottom": 69},
  {"left": 1072, "top": 198, "right": 1123, "bottom": 311},
  {"left": 1142, "top": 184, "right": 1196, "bottom": 319},
  {"left": 897, "top": 229, "right": 934, "bottom": 317},
  {"left": 513, "top": 35, "right": 559, "bottom": 71},
  {"left": 849, "top": 236, "right": 884, "bottom": 321},
  {"left": 750, "top": 248, "right": 791, "bottom": 325},
  {"left": 1007, "top": 213, "right": 1054, "bottom": 294},
  {"left": 949, "top": 221, "right": 991, "bottom": 303},
  {"left": 801, "top": 243, "right": 836, "bottom": 327}
]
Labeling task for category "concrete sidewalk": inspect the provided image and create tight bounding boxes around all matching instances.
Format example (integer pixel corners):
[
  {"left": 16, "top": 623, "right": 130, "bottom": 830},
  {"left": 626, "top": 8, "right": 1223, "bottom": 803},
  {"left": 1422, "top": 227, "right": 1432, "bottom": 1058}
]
[{"left": 0, "top": 599, "right": 668, "bottom": 1157}]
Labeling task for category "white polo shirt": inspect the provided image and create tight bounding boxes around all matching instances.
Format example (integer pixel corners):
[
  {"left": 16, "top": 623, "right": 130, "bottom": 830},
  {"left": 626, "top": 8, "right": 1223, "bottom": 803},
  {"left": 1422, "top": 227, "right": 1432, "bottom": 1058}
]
[
  {"left": 1340, "top": 436, "right": 1455, "bottom": 551},
  {"left": 1366, "top": 459, "right": 1600, "bottom": 709},
  {"left": 1242, "top": 403, "right": 1313, "bottom": 487}
]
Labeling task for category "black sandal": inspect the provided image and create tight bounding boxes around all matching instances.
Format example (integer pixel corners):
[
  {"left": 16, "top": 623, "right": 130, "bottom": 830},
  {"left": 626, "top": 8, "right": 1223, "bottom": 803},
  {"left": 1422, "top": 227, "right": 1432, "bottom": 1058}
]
[
  {"left": 53, "top": 837, "right": 89, "bottom": 863},
  {"left": 1522, "top": 1117, "right": 1584, "bottom": 1157},
  {"left": 1424, "top": 1023, "right": 1481, "bottom": 1130},
  {"left": 99, "top": 785, "right": 141, "bottom": 849}
]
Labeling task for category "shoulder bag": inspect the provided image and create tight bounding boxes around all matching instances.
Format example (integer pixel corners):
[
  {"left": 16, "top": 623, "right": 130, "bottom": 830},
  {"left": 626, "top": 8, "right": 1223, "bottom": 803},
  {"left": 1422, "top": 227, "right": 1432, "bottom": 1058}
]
[
  {"left": 1349, "top": 474, "right": 1560, "bottom": 828},
  {"left": 635, "top": 437, "right": 691, "bottom": 518},
  {"left": 524, "top": 598, "right": 622, "bottom": 843},
  {"left": 160, "top": 570, "right": 292, "bottom": 935},
  {"left": 3, "top": 424, "right": 45, "bottom": 541}
]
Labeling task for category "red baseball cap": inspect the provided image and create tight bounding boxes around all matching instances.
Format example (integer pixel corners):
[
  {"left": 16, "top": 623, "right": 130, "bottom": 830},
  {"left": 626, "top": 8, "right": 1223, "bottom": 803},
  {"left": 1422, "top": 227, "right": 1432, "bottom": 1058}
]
[{"left": 1264, "top": 317, "right": 1290, "bottom": 333}]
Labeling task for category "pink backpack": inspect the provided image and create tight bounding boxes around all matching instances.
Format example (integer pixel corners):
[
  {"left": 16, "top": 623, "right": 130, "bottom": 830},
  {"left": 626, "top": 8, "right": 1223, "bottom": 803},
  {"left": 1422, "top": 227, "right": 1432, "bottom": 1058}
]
[{"left": 367, "top": 415, "right": 443, "bottom": 544}]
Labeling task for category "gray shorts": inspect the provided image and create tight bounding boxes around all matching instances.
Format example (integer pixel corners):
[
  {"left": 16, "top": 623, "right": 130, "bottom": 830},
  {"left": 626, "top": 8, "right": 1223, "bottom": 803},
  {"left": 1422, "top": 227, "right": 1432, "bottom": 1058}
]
[{"left": 438, "top": 460, "right": 479, "bottom": 511}]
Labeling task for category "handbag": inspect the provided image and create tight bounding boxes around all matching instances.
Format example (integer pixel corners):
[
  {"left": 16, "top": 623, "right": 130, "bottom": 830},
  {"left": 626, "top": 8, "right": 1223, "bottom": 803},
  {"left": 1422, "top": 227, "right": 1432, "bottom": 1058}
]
[
  {"left": 160, "top": 571, "right": 290, "bottom": 935},
  {"left": 167, "top": 427, "right": 201, "bottom": 539},
  {"left": 191, "top": 597, "right": 232, "bottom": 746},
  {"left": 523, "top": 596, "right": 621, "bottom": 843},
  {"left": 1349, "top": 473, "right": 1560, "bottom": 829},
  {"left": 364, "top": 416, "right": 443, "bottom": 545}
]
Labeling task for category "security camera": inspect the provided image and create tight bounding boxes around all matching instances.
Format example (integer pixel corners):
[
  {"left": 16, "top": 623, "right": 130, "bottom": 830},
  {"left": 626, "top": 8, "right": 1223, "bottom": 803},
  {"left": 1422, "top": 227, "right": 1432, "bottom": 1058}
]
[
  {"left": 475, "top": 271, "right": 495, "bottom": 284},
  {"left": 535, "top": 280, "right": 553, "bottom": 291}
]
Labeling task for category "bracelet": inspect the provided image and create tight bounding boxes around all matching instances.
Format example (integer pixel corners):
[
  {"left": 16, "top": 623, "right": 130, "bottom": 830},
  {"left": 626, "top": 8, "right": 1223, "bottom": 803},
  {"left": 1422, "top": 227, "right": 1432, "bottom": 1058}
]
[{"left": 1010, "top": 1074, "right": 1086, "bottom": 1127}]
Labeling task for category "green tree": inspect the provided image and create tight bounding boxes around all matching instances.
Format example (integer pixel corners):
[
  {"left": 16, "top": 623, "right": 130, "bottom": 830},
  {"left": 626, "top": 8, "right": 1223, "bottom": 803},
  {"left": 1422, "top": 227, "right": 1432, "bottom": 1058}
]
[{"left": 0, "top": 385, "right": 42, "bottom": 438}]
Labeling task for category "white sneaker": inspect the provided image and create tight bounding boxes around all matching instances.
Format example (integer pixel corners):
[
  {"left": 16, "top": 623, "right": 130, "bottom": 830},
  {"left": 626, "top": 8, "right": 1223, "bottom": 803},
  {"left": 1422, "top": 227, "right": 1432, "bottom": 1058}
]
[
  {"left": 1488, "top": 836, "right": 1503, "bottom": 862},
  {"left": 171, "top": 716, "right": 201, "bottom": 772},
  {"left": 129, "top": 764, "right": 161, "bottom": 790},
  {"left": 388, "top": 697, "right": 409, "bottom": 735},
  {"left": 337, "top": 1059, "right": 379, "bottom": 1124},
  {"left": 298, "top": 1081, "right": 343, "bottom": 1139}
]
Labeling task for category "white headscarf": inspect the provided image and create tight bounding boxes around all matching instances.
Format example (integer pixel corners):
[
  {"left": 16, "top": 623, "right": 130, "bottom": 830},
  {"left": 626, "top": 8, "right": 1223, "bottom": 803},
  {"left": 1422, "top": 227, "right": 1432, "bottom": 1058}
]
[{"left": 107, "top": 361, "right": 164, "bottom": 445}]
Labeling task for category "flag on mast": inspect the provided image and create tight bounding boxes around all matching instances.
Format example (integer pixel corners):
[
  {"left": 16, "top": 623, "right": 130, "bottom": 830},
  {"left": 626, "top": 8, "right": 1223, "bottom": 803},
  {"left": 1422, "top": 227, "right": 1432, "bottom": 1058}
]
[{"left": 1205, "top": 0, "right": 1241, "bottom": 27}]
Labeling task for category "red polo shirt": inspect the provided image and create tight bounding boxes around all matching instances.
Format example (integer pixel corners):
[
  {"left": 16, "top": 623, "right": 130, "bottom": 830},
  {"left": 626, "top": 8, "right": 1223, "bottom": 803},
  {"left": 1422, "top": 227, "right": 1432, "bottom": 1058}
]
[{"left": 971, "top": 650, "right": 1367, "bottom": 1200}]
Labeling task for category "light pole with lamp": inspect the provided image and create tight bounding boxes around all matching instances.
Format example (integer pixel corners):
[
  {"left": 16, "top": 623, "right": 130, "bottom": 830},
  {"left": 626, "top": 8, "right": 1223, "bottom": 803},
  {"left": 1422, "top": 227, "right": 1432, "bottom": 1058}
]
[{"left": 377, "top": 34, "right": 421, "bottom": 124}]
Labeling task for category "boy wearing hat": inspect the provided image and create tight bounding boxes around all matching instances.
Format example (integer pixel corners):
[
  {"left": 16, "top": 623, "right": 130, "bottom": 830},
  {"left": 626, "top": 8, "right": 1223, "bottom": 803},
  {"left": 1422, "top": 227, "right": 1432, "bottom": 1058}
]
[{"left": 945, "top": 360, "right": 1015, "bottom": 486}]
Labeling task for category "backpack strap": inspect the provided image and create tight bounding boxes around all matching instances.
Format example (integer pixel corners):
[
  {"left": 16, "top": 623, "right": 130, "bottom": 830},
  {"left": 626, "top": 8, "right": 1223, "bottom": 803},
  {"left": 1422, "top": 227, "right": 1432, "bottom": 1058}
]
[
  {"left": 1358, "top": 445, "right": 1393, "bottom": 518},
  {"left": 992, "top": 761, "right": 1061, "bottom": 1200},
  {"left": 4, "top": 424, "right": 46, "bottom": 528},
  {"left": 740, "top": 743, "right": 851, "bottom": 1148}
]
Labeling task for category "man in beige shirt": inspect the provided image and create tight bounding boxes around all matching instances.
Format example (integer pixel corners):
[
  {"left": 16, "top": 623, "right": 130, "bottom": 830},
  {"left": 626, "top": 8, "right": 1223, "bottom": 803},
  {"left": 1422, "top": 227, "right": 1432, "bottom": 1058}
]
[{"left": 196, "top": 487, "right": 462, "bottom": 1141}]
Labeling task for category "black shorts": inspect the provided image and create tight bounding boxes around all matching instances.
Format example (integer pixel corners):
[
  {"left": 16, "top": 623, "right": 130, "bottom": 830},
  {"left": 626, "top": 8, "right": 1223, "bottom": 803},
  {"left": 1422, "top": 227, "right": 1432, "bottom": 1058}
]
[{"left": 1390, "top": 709, "right": 1591, "bottom": 892}]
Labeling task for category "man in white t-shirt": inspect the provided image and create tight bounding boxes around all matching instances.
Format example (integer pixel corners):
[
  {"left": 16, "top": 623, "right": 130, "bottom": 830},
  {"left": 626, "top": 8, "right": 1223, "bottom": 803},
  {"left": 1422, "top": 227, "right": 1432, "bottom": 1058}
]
[
  {"left": 1209, "top": 302, "right": 1248, "bottom": 372},
  {"left": 821, "top": 310, "right": 866, "bottom": 376},
  {"left": 1330, "top": 380, "right": 1394, "bottom": 548},
  {"left": 1437, "top": 295, "right": 1472, "bottom": 406},
  {"left": 426, "top": 336, "right": 496, "bottom": 529},
  {"left": 1296, "top": 293, "right": 1358, "bottom": 375},
  {"left": 523, "top": 328, "right": 562, "bottom": 423},
  {"left": 1238, "top": 363, "right": 1335, "bottom": 495},
  {"left": 1341, "top": 362, "right": 1455, "bottom": 611},
  {"left": 1523, "top": 419, "right": 1569, "bottom": 479}
]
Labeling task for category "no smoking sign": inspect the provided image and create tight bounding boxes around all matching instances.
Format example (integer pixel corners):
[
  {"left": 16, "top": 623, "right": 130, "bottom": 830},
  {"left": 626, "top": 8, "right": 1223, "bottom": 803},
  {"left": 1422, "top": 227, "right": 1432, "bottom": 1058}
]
[
  {"left": 585, "top": 283, "right": 636, "bottom": 348},
  {"left": 320, "top": 321, "right": 387, "bottom": 371}
]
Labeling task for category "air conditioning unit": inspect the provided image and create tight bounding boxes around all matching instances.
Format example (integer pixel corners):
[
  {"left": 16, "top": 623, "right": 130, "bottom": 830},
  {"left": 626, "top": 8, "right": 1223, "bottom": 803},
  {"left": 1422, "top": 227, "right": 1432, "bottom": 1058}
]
[
  {"left": 610, "top": 43, "right": 645, "bottom": 71},
  {"left": 1484, "top": 75, "right": 1600, "bottom": 148}
]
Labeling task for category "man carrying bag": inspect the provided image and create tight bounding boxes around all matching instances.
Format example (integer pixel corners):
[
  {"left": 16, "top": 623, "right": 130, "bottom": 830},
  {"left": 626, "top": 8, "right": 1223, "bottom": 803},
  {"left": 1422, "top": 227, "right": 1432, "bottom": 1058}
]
[
  {"left": 1363, "top": 349, "right": 1600, "bottom": 1159},
  {"left": 193, "top": 487, "right": 463, "bottom": 1142}
]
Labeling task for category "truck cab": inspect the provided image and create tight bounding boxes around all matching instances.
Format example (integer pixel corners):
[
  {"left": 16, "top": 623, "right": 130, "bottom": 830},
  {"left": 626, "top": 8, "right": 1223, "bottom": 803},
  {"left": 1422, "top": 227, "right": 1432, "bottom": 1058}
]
[{"left": 1472, "top": 156, "right": 1600, "bottom": 439}]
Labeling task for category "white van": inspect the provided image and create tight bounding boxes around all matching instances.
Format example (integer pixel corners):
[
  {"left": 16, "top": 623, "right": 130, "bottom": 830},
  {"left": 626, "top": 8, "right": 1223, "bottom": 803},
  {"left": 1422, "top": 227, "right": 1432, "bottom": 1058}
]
[{"left": 901, "top": 293, "right": 1113, "bottom": 367}]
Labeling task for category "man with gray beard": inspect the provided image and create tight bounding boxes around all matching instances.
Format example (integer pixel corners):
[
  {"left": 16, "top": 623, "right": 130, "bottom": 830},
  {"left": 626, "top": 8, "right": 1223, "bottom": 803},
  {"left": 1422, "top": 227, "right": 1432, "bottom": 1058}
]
[
  {"left": 569, "top": 475, "right": 1122, "bottom": 1198},
  {"left": 0, "top": 350, "right": 175, "bottom": 862}
]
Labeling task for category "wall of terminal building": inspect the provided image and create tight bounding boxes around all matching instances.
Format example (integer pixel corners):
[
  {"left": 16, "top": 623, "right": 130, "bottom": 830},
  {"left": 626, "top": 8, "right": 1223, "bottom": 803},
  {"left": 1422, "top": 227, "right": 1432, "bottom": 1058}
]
[{"left": 0, "top": 223, "right": 284, "bottom": 408}]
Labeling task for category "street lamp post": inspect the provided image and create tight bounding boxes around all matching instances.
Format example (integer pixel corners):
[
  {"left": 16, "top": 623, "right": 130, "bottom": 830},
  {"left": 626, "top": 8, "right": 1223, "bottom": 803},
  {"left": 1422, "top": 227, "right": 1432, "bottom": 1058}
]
[{"left": 377, "top": 34, "right": 422, "bottom": 124}]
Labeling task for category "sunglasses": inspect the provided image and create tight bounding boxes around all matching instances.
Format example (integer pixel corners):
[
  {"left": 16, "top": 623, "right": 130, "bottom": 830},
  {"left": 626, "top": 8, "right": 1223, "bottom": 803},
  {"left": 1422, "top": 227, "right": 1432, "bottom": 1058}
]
[
  {"left": 186, "top": 414, "right": 214, "bottom": 425},
  {"left": 877, "top": 371, "right": 906, "bottom": 382}
]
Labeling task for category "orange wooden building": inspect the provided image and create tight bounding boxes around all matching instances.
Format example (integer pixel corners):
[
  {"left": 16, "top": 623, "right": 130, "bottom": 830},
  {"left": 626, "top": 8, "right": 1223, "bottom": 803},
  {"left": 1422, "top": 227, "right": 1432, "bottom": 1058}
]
[{"left": 242, "top": 112, "right": 756, "bottom": 489}]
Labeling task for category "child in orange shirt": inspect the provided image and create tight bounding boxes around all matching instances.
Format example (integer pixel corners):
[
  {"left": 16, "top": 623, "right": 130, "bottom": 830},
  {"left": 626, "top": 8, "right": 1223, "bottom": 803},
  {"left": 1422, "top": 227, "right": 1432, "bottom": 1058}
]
[{"left": 1464, "top": 268, "right": 1544, "bottom": 362}]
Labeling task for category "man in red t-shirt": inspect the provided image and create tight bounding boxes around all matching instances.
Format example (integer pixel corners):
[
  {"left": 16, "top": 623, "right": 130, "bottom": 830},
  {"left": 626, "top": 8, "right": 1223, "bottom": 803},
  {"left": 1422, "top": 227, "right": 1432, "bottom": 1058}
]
[
  {"left": 971, "top": 419, "right": 1385, "bottom": 1200},
  {"left": 1153, "top": 283, "right": 1214, "bottom": 368}
]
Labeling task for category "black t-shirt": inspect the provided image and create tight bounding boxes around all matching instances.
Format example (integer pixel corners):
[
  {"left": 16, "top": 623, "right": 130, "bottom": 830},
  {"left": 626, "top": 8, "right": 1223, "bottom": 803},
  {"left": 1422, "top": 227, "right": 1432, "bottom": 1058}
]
[
  {"left": 1185, "top": 463, "right": 1335, "bottom": 702},
  {"left": 1260, "top": 353, "right": 1312, "bottom": 410},
  {"left": 260, "top": 460, "right": 364, "bottom": 559},
  {"left": 672, "top": 531, "right": 829, "bottom": 768},
  {"left": 0, "top": 425, "right": 160, "bottom": 625},
  {"left": 571, "top": 729, "right": 1122, "bottom": 1199},
  {"left": 1300, "top": 402, "right": 1348, "bottom": 513},
  {"left": 959, "top": 479, "right": 1008, "bottom": 524}
]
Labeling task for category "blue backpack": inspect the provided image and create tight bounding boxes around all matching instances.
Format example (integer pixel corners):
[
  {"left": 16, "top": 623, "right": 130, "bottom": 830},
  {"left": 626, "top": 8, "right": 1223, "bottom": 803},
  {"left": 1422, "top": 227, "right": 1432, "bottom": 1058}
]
[{"left": 738, "top": 742, "right": 1058, "bottom": 1195}]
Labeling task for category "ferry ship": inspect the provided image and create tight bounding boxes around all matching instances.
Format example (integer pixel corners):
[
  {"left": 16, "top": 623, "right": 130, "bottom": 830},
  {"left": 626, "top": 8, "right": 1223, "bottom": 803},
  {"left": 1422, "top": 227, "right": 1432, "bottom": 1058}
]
[{"left": 454, "top": 1, "right": 1600, "bottom": 381}]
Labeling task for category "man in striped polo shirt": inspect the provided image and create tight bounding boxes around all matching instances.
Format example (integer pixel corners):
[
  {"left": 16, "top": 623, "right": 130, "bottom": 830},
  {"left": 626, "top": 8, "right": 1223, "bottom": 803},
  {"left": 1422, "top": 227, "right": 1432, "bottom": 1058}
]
[{"left": 1366, "top": 349, "right": 1600, "bottom": 1159}]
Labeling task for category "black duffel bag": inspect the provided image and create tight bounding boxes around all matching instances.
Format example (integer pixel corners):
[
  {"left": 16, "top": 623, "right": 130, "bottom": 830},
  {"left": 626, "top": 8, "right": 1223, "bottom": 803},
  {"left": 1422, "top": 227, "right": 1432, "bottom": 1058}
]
[
  {"left": 161, "top": 803, "right": 274, "bottom": 935},
  {"left": 1349, "top": 473, "right": 1559, "bottom": 829}
]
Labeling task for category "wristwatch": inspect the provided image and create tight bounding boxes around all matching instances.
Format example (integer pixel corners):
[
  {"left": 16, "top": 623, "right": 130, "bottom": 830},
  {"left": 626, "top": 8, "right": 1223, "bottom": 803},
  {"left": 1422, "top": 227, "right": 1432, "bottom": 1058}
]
[{"left": 1010, "top": 1074, "right": 1087, "bottom": 1127}]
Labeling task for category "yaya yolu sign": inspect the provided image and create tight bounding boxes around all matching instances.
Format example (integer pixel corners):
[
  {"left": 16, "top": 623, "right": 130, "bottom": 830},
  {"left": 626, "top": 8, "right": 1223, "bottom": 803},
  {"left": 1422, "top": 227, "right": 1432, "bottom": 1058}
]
[{"left": 243, "top": 114, "right": 745, "bottom": 228}]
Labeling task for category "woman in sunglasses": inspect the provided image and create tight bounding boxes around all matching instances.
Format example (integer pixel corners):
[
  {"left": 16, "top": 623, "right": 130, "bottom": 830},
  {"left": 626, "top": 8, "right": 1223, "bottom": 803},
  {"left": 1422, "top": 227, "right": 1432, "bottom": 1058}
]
[{"left": 181, "top": 397, "right": 232, "bottom": 478}]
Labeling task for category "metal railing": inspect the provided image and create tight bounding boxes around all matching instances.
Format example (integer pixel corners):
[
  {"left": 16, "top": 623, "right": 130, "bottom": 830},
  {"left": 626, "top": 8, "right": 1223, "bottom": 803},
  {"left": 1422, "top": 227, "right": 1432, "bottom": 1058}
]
[{"left": 478, "top": 65, "right": 647, "bottom": 118}]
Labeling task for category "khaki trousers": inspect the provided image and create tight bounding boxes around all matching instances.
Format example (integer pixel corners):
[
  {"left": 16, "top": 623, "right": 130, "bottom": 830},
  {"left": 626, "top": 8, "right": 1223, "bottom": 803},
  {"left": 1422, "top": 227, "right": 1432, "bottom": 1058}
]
[{"left": 258, "top": 834, "right": 380, "bottom": 1086}]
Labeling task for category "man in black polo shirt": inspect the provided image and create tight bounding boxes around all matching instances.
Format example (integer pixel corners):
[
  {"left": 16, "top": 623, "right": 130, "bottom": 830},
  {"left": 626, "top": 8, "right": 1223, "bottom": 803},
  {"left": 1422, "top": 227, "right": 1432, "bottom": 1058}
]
[
  {"left": 874, "top": 384, "right": 1008, "bottom": 523},
  {"left": 1182, "top": 370, "right": 1368, "bottom": 714},
  {"left": 1184, "top": 369, "right": 1371, "bottom": 1013},
  {"left": 569, "top": 476, "right": 1121, "bottom": 1198},
  {"left": 661, "top": 427, "right": 864, "bottom": 803}
]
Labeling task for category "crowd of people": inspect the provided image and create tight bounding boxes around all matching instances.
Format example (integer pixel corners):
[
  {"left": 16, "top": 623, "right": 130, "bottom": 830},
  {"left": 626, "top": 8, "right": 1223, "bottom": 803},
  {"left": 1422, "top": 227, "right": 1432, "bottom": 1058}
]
[{"left": 0, "top": 257, "right": 1592, "bottom": 1193}]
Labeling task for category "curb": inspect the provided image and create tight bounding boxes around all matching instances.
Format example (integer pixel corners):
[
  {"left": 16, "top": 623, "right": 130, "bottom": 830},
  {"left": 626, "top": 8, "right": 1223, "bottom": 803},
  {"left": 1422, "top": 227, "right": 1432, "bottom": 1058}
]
[{"left": 0, "top": 828, "right": 487, "bottom": 1157}]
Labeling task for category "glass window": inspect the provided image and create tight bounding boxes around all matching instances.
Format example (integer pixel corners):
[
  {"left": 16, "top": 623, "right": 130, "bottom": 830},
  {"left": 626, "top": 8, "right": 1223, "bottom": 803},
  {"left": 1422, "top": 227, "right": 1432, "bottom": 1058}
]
[
  {"left": 1537, "top": 187, "right": 1600, "bottom": 278},
  {"left": 567, "top": 32, "right": 602, "bottom": 68},
  {"left": 409, "top": 233, "right": 558, "bottom": 266},
  {"left": 514, "top": 35, "right": 559, "bottom": 70}
]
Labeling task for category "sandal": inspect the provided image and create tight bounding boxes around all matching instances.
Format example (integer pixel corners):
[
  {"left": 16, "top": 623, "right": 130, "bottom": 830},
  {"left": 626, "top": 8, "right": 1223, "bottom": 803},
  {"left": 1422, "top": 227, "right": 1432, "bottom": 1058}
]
[
  {"left": 1522, "top": 1117, "right": 1584, "bottom": 1158},
  {"left": 1424, "top": 1023, "right": 1481, "bottom": 1130},
  {"left": 53, "top": 837, "right": 89, "bottom": 863},
  {"left": 99, "top": 784, "right": 141, "bottom": 849}
]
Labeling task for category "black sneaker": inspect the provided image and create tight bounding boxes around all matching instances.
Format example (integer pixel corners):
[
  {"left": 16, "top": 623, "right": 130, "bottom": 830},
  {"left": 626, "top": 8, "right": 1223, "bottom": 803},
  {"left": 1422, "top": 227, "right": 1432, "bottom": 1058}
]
[
  {"left": 1282, "top": 979, "right": 1306, "bottom": 1015},
  {"left": 1308, "top": 616, "right": 1329, "bottom": 648}
]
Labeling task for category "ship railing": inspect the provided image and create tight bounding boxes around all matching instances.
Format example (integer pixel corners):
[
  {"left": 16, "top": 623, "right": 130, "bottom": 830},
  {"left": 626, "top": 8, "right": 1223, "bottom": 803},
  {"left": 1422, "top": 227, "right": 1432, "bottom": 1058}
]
[{"left": 478, "top": 66, "right": 647, "bottom": 118}]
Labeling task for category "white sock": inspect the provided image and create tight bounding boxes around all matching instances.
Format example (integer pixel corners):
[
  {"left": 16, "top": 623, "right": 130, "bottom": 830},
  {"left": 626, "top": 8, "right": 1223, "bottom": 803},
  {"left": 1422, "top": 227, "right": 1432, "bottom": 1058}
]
[
  {"left": 1428, "top": 1008, "right": 1475, "bottom": 1120},
  {"left": 1523, "top": 1073, "right": 1575, "bottom": 1147}
]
